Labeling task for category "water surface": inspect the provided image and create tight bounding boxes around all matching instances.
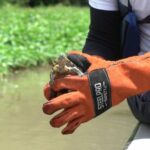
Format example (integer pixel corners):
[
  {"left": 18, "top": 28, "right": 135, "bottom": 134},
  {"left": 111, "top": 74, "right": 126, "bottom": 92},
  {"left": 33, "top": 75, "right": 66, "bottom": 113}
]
[{"left": 0, "top": 66, "right": 137, "bottom": 150}]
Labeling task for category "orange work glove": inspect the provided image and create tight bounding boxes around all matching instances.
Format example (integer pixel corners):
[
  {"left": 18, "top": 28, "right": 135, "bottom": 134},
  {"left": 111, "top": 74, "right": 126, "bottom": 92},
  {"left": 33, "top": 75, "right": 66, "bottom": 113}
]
[
  {"left": 43, "top": 51, "right": 111, "bottom": 101},
  {"left": 44, "top": 83, "right": 57, "bottom": 100},
  {"left": 43, "top": 51, "right": 150, "bottom": 135},
  {"left": 67, "top": 51, "right": 112, "bottom": 71}
]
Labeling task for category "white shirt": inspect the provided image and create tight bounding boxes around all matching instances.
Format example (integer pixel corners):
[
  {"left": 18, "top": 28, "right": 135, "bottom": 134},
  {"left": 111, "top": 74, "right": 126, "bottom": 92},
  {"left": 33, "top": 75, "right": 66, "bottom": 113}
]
[{"left": 89, "top": 0, "right": 150, "bottom": 55}]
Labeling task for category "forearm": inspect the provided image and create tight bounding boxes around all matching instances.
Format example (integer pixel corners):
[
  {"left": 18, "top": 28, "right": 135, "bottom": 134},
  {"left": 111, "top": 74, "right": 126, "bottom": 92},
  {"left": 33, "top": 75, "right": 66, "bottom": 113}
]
[
  {"left": 83, "top": 6, "right": 121, "bottom": 60},
  {"left": 107, "top": 53, "right": 150, "bottom": 105}
]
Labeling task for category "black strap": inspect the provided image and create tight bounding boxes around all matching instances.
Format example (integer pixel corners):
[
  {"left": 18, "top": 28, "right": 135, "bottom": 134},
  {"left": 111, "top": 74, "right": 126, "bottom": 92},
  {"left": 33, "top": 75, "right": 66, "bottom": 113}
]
[
  {"left": 128, "top": 0, "right": 132, "bottom": 11},
  {"left": 117, "top": 0, "right": 132, "bottom": 17},
  {"left": 118, "top": 0, "right": 150, "bottom": 24},
  {"left": 88, "top": 69, "right": 112, "bottom": 116},
  {"left": 138, "top": 15, "right": 150, "bottom": 24},
  {"left": 128, "top": 0, "right": 150, "bottom": 24}
]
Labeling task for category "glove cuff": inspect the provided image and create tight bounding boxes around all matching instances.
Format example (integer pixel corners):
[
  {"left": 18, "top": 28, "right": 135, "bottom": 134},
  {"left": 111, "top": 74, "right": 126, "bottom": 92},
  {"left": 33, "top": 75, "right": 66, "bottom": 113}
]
[{"left": 88, "top": 69, "right": 112, "bottom": 116}]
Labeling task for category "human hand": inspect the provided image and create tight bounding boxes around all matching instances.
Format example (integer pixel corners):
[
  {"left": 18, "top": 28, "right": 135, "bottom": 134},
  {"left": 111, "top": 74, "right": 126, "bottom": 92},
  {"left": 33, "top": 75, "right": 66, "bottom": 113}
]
[
  {"left": 43, "top": 51, "right": 112, "bottom": 134},
  {"left": 43, "top": 51, "right": 150, "bottom": 135}
]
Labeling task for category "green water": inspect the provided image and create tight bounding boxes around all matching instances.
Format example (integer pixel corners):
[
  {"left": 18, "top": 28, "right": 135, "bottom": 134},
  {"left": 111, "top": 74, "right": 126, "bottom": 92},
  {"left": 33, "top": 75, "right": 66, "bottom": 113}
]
[{"left": 0, "top": 66, "right": 137, "bottom": 150}]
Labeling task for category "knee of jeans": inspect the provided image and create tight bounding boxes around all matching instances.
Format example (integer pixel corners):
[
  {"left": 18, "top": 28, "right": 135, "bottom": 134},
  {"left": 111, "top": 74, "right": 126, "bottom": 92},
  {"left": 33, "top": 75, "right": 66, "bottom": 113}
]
[
  {"left": 141, "top": 91, "right": 150, "bottom": 102},
  {"left": 127, "top": 94, "right": 150, "bottom": 124}
]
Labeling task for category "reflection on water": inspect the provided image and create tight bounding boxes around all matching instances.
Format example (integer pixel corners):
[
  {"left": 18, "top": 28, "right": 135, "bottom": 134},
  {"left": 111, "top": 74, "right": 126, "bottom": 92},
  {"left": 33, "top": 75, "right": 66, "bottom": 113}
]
[{"left": 0, "top": 66, "right": 137, "bottom": 150}]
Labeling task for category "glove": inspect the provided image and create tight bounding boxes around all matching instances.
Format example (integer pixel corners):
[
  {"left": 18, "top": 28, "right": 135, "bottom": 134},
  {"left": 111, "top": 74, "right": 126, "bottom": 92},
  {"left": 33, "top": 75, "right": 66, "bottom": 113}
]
[
  {"left": 43, "top": 51, "right": 113, "bottom": 134},
  {"left": 44, "top": 84, "right": 54, "bottom": 100},
  {"left": 67, "top": 51, "right": 112, "bottom": 72},
  {"left": 44, "top": 83, "right": 67, "bottom": 100},
  {"left": 43, "top": 51, "right": 150, "bottom": 134},
  {"left": 43, "top": 51, "right": 111, "bottom": 101}
]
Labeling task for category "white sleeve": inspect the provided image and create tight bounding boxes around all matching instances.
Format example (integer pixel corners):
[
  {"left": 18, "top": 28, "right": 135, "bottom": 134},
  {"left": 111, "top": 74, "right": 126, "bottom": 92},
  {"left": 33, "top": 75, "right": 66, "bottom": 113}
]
[{"left": 89, "top": 0, "right": 119, "bottom": 11}]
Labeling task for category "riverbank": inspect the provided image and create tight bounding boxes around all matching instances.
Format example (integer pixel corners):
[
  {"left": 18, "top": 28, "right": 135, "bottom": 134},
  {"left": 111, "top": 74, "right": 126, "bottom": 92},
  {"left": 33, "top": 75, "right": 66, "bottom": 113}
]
[{"left": 0, "top": 5, "right": 89, "bottom": 77}]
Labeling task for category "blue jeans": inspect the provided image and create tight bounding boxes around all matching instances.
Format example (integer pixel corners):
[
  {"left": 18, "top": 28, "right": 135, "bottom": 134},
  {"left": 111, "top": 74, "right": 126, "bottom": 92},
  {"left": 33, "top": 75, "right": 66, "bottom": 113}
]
[{"left": 127, "top": 91, "right": 150, "bottom": 124}]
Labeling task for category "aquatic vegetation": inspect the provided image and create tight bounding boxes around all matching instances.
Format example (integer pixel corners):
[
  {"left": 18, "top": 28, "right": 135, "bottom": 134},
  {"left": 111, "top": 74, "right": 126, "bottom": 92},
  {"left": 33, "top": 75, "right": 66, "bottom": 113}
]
[{"left": 0, "top": 5, "right": 89, "bottom": 76}]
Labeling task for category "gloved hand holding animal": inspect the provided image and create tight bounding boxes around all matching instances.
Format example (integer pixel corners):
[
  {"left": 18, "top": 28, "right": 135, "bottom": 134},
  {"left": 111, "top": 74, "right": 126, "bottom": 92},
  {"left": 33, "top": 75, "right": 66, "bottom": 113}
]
[{"left": 43, "top": 51, "right": 150, "bottom": 135}]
